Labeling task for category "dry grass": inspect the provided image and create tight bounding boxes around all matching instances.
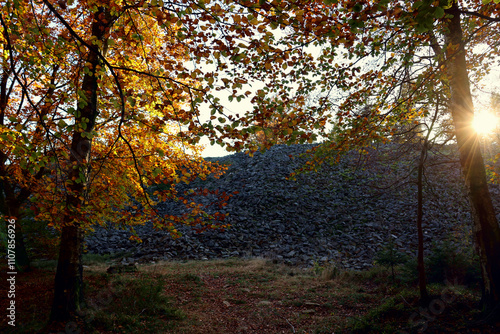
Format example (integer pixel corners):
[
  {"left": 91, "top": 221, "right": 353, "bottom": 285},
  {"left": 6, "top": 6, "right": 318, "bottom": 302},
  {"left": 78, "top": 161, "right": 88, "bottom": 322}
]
[{"left": 1, "top": 256, "right": 498, "bottom": 333}]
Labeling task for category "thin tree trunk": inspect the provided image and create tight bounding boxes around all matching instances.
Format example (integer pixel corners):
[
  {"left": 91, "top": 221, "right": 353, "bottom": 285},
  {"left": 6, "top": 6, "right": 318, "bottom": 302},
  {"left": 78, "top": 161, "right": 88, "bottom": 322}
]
[
  {"left": 445, "top": 1, "right": 500, "bottom": 312},
  {"left": 0, "top": 34, "right": 58, "bottom": 275},
  {"left": 49, "top": 5, "right": 115, "bottom": 322},
  {"left": 9, "top": 204, "right": 31, "bottom": 272},
  {"left": 417, "top": 137, "right": 429, "bottom": 304},
  {"left": 0, "top": 49, "right": 30, "bottom": 272},
  {"left": 1, "top": 190, "right": 31, "bottom": 272},
  {"left": 416, "top": 101, "right": 440, "bottom": 304},
  {"left": 1, "top": 179, "right": 33, "bottom": 272}
]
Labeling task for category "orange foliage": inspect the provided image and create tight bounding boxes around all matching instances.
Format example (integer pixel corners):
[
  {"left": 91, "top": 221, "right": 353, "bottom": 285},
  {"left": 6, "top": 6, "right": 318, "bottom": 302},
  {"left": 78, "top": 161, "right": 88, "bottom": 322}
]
[{"left": 0, "top": 1, "right": 229, "bottom": 237}]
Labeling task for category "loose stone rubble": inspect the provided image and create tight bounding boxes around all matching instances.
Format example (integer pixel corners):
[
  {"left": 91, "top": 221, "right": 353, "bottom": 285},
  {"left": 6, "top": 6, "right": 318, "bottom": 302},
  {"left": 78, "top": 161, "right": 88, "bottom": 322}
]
[{"left": 85, "top": 144, "right": 500, "bottom": 269}]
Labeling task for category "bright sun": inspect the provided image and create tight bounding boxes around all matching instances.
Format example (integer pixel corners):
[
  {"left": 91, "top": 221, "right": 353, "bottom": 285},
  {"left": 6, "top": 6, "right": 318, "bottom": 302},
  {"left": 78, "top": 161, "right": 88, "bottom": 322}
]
[{"left": 472, "top": 111, "right": 498, "bottom": 135}]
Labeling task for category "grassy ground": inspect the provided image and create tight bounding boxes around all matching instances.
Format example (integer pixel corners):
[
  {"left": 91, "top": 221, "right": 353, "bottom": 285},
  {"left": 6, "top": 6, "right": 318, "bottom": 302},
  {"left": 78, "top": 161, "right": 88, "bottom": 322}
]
[{"left": 0, "top": 256, "right": 499, "bottom": 333}]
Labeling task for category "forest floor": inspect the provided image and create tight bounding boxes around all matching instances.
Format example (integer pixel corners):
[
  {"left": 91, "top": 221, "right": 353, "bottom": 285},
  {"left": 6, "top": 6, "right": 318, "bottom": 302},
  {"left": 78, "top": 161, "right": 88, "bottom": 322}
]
[{"left": 1, "top": 256, "right": 499, "bottom": 333}]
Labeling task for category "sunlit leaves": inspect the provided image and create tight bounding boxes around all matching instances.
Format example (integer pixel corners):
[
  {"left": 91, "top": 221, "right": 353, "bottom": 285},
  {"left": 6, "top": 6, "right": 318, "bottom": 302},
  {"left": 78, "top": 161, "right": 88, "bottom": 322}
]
[
  {"left": 4, "top": 0, "right": 462, "bottom": 239},
  {"left": 0, "top": 0, "right": 238, "bottom": 238}
]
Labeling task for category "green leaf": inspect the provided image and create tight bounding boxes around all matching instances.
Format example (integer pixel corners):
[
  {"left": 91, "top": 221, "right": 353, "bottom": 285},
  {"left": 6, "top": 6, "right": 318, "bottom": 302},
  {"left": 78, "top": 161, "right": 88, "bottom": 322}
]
[
  {"left": 132, "top": 33, "right": 144, "bottom": 41},
  {"left": 58, "top": 120, "right": 67, "bottom": 128},
  {"left": 434, "top": 7, "right": 445, "bottom": 18},
  {"left": 233, "top": 54, "right": 243, "bottom": 62},
  {"left": 127, "top": 96, "right": 136, "bottom": 107},
  {"left": 353, "top": 3, "right": 363, "bottom": 12},
  {"left": 413, "top": 1, "right": 424, "bottom": 9}
]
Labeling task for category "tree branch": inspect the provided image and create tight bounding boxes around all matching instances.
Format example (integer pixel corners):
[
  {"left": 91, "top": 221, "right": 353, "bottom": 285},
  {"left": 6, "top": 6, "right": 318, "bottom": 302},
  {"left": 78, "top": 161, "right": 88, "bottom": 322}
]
[{"left": 460, "top": 10, "right": 500, "bottom": 22}]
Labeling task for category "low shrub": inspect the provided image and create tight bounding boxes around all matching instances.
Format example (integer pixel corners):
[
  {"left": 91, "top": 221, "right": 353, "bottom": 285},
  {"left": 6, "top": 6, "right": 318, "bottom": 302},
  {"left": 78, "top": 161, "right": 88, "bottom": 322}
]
[
  {"left": 401, "top": 239, "right": 481, "bottom": 287},
  {"left": 374, "top": 238, "right": 409, "bottom": 281}
]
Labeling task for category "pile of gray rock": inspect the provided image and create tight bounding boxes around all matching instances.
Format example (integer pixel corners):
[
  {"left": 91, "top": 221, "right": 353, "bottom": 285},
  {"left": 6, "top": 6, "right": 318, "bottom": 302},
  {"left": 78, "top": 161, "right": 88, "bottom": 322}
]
[{"left": 85, "top": 144, "right": 500, "bottom": 269}]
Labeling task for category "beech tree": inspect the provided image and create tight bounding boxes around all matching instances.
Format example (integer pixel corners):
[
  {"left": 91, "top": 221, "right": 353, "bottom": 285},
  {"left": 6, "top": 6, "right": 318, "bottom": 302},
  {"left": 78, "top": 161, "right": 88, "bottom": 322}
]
[
  {"left": 263, "top": 0, "right": 500, "bottom": 314},
  {"left": 444, "top": 1, "right": 500, "bottom": 312},
  {"left": 0, "top": 3, "right": 67, "bottom": 272},
  {"left": 0, "top": 0, "right": 228, "bottom": 323},
  {"left": 0, "top": 0, "right": 325, "bottom": 325}
]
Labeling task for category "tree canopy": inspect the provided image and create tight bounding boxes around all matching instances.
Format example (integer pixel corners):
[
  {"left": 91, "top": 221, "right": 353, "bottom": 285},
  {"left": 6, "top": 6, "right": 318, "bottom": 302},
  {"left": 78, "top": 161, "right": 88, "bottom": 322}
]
[{"left": 1, "top": 0, "right": 500, "bottom": 325}]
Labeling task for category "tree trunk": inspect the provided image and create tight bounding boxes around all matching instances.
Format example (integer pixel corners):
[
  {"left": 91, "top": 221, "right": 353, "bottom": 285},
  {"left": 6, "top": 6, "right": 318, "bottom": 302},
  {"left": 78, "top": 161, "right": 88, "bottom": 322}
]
[
  {"left": 1, "top": 191, "right": 31, "bottom": 272},
  {"left": 445, "top": 2, "right": 500, "bottom": 312},
  {"left": 49, "top": 5, "right": 115, "bottom": 322},
  {"left": 0, "top": 52, "right": 30, "bottom": 272},
  {"left": 9, "top": 205, "right": 31, "bottom": 272},
  {"left": 417, "top": 137, "right": 429, "bottom": 304},
  {"left": 50, "top": 225, "right": 83, "bottom": 322}
]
